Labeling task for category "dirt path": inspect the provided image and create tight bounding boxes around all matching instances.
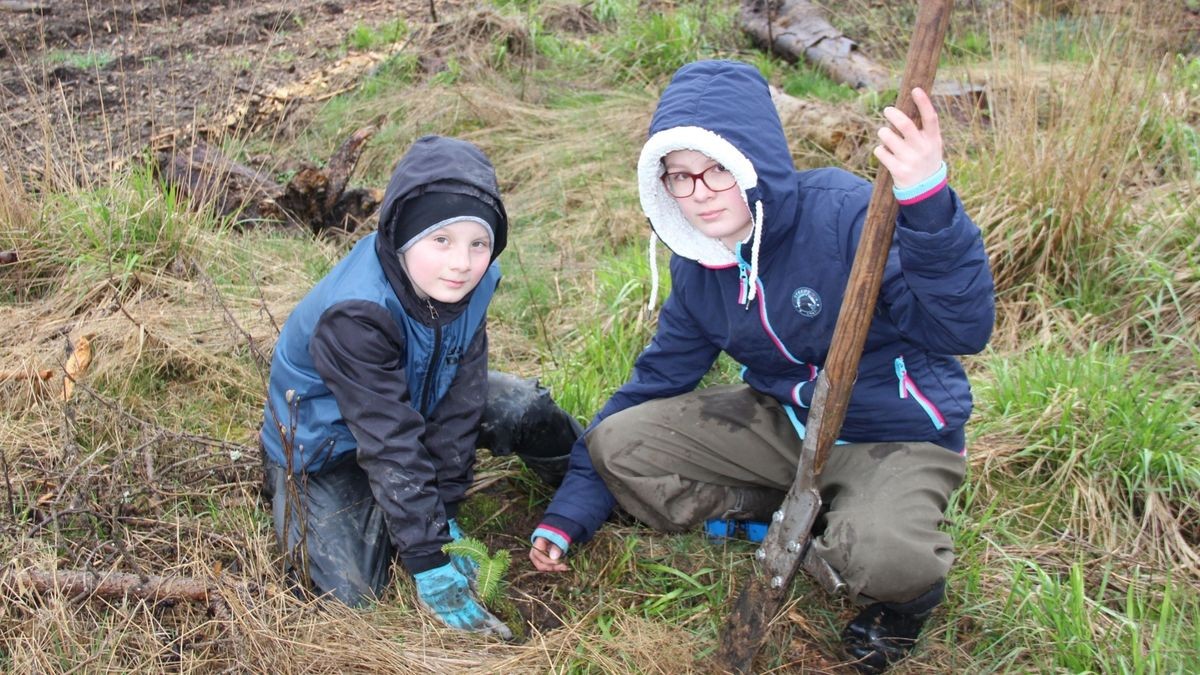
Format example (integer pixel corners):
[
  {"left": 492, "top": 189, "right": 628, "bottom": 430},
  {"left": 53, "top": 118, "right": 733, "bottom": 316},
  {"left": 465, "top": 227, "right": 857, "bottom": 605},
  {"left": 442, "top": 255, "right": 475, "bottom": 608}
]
[{"left": 0, "top": 0, "right": 438, "bottom": 179}]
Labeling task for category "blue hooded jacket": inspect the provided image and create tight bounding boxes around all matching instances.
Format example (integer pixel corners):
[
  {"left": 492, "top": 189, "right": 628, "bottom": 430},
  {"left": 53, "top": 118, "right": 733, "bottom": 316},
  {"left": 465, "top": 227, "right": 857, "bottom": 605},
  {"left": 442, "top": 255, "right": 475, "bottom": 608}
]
[
  {"left": 261, "top": 135, "right": 508, "bottom": 573},
  {"left": 539, "top": 60, "right": 995, "bottom": 546}
]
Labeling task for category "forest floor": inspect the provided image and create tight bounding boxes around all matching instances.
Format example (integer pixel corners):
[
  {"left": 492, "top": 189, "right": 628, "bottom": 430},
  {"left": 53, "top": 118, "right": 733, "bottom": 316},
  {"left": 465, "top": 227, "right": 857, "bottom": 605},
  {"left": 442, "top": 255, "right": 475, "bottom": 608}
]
[
  {"left": 1, "top": 0, "right": 444, "bottom": 178},
  {"left": 1, "top": 1, "right": 1197, "bottom": 673}
]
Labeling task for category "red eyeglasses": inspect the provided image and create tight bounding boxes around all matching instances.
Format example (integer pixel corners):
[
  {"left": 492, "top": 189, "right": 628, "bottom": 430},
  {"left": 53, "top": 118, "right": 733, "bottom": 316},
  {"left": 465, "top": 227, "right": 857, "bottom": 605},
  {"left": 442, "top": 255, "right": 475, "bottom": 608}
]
[{"left": 660, "top": 164, "right": 738, "bottom": 198}]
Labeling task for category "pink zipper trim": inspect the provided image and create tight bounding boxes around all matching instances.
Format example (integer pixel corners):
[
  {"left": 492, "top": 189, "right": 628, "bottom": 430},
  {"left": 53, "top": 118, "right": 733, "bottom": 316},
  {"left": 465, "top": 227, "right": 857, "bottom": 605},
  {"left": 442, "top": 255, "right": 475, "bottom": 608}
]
[
  {"left": 894, "top": 356, "right": 947, "bottom": 430},
  {"left": 755, "top": 278, "right": 801, "bottom": 364}
]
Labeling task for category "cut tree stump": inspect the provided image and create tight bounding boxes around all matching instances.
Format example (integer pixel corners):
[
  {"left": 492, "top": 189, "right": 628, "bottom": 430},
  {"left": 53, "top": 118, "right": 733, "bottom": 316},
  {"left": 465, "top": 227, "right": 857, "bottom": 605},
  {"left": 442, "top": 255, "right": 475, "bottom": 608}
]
[{"left": 155, "top": 122, "right": 383, "bottom": 234}]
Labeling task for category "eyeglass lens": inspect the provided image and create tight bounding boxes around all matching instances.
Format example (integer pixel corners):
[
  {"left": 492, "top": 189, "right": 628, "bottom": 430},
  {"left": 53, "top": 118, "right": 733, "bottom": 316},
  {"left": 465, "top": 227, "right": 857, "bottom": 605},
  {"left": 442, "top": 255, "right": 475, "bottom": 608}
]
[{"left": 663, "top": 165, "right": 736, "bottom": 197}]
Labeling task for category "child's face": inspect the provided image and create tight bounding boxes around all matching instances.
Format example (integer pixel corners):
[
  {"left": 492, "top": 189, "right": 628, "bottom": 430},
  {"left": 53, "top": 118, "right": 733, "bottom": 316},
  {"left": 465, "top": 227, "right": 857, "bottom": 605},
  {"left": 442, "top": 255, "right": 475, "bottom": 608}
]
[
  {"left": 401, "top": 220, "right": 493, "bottom": 303},
  {"left": 663, "top": 149, "right": 753, "bottom": 249}
]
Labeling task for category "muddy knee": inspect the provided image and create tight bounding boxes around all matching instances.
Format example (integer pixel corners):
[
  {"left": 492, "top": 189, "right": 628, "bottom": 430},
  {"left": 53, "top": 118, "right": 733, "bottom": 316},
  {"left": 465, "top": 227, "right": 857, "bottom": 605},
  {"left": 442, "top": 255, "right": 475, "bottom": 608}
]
[
  {"left": 584, "top": 411, "right": 652, "bottom": 484},
  {"left": 815, "top": 514, "right": 953, "bottom": 605}
]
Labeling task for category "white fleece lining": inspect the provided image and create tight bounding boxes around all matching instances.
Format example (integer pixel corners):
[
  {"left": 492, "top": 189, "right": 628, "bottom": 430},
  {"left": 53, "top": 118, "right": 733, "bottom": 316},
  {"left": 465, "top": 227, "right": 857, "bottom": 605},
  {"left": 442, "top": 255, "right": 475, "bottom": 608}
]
[{"left": 637, "top": 126, "right": 758, "bottom": 266}]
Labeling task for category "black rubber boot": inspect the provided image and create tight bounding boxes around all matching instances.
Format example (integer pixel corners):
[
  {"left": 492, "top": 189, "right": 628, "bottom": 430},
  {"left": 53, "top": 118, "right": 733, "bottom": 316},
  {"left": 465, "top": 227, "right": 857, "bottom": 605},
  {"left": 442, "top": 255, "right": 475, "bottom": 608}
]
[
  {"left": 517, "top": 453, "right": 571, "bottom": 487},
  {"left": 842, "top": 580, "right": 944, "bottom": 673},
  {"left": 479, "top": 371, "right": 582, "bottom": 487},
  {"left": 259, "top": 442, "right": 275, "bottom": 505},
  {"left": 718, "top": 486, "right": 785, "bottom": 522}
]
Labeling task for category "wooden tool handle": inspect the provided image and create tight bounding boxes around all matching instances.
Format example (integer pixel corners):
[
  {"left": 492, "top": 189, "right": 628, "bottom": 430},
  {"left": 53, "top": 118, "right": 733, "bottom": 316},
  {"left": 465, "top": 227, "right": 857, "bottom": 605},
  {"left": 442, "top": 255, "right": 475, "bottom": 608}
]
[
  {"left": 716, "top": 2, "right": 954, "bottom": 672},
  {"left": 810, "top": 0, "right": 952, "bottom": 473}
]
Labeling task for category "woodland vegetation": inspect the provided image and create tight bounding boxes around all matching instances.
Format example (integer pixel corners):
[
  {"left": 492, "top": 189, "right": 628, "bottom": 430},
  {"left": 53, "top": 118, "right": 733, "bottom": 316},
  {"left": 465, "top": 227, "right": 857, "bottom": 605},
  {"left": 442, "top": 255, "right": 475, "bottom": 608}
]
[{"left": 0, "top": 0, "right": 1197, "bottom": 672}]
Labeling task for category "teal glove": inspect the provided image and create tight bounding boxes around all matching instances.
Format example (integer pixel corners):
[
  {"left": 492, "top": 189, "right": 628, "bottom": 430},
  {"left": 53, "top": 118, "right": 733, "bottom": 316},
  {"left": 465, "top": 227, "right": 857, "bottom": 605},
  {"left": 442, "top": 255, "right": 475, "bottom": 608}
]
[
  {"left": 413, "top": 563, "right": 512, "bottom": 639},
  {"left": 447, "top": 518, "right": 480, "bottom": 582}
]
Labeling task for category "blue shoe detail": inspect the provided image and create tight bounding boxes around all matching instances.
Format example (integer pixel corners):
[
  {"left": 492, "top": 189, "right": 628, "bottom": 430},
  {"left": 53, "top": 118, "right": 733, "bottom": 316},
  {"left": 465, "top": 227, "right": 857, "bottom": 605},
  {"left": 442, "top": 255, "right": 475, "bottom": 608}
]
[
  {"left": 744, "top": 521, "right": 769, "bottom": 542},
  {"left": 705, "top": 518, "right": 737, "bottom": 539},
  {"left": 705, "top": 518, "right": 771, "bottom": 542}
]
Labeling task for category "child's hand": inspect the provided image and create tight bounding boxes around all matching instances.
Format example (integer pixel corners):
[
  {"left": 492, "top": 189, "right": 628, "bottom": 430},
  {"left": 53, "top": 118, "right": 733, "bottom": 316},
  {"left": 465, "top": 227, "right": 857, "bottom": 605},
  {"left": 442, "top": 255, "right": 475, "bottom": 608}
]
[
  {"left": 529, "top": 537, "right": 570, "bottom": 572},
  {"left": 873, "top": 87, "right": 944, "bottom": 190}
]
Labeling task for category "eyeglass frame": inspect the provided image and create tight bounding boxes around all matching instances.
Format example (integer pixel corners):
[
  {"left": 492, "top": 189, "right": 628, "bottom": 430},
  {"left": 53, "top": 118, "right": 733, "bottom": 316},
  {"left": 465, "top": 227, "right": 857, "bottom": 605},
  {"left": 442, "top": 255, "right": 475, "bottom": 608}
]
[{"left": 659, "top": 164, "right": 739, "bottom": 199}]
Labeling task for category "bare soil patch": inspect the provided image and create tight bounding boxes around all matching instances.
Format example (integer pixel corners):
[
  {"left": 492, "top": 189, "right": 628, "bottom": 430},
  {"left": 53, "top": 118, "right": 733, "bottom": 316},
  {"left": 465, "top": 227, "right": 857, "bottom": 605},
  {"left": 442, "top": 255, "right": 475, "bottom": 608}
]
[{"left": 0, "top": 0, "right": 441, "bottom": 179}]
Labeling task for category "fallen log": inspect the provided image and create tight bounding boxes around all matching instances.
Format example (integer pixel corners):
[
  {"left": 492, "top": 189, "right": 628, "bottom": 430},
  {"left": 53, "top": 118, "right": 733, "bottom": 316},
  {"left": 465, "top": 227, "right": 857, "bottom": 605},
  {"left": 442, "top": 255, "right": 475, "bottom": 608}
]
[
  {"left": 770, "top": 85, "right": 873, "bottom": 160},
  {"left": 156, "top": 141, "right": 284, "bottom": 225},
  {"left": 11, "top": 568, "right": 231, "bottom": 619},
  {"left": 0, "top": 1, "right": 49, "bottom": 13},
  {"left": 155, "top": 122, "right": 383, "bottom": 234},
  {"left": 740, "top": 0, "right": 891, "bottom": 90},
  {"left": 746, "top": 0, "right": 988, "bottom": 121}
]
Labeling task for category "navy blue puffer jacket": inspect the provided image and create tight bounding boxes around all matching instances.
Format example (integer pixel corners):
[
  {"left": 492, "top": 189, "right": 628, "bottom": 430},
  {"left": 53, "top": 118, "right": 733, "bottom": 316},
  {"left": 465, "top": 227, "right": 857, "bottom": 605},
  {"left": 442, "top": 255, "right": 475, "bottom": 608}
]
[{"left": 541, "top": 60, "right": 995, "bottom": 544}]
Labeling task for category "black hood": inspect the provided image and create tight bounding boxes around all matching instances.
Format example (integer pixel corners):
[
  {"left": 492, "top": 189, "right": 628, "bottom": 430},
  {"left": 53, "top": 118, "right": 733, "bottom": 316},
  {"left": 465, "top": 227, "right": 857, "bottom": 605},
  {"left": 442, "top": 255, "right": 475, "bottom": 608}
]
[{"left": 374, "top": 135, "right": 508, "bottom": 323}]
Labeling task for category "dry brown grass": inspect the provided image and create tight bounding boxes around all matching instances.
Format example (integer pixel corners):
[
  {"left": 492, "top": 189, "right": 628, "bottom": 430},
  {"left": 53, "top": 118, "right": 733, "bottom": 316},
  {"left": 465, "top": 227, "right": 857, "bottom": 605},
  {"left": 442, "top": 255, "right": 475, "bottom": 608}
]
[
  {"left": 964, "top": 55, "right": 1149, "bottom": 286},
  {"left": 948, "top": 51, "right": 1199, "bottom": 351},
  {"left": 2, "top": 0, "right": 1197, "bottom": 671},
  {"left": 0, "top": 216, "right": 709, "bottom": 670},
  {"left": 2, "top": 561, "right": 702, "bottom": 672}
]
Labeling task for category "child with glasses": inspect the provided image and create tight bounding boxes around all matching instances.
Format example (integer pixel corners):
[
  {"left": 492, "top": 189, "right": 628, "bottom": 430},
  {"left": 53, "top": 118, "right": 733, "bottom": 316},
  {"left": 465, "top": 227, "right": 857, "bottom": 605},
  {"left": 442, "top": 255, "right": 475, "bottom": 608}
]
[
  {"left": 528, "top": 60, "right": 994, "bottom": 673},
  {"left": 261, "top": 135, "right": 580, "bottom": 638}
]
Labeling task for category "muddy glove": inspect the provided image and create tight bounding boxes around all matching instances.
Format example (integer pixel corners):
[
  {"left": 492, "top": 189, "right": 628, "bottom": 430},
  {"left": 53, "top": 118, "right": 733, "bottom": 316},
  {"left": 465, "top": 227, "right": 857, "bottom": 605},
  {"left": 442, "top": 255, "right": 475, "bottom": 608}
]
[
  {"left": 413, "top": 563, "right": 513, "bottom": 639},
  {"left": 447, "top": 518, "right": 480, "bottom": 582}
]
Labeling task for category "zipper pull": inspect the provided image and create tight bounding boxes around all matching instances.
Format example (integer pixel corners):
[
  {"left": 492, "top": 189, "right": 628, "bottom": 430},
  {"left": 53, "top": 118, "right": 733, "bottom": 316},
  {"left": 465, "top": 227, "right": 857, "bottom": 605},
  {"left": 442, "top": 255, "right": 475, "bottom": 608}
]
[
  {"left": 738, "top": 265, "right": 750, "bottom": 309},
  {"left": 894, "top": 356, "right": 908, "bottom": 398}
]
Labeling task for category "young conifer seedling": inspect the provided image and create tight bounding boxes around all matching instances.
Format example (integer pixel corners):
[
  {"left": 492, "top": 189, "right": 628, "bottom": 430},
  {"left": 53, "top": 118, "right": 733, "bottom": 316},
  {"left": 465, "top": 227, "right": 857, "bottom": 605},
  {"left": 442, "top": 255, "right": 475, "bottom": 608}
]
[{"left": 442, "top": 537, "right": 510, "bottom": 604}]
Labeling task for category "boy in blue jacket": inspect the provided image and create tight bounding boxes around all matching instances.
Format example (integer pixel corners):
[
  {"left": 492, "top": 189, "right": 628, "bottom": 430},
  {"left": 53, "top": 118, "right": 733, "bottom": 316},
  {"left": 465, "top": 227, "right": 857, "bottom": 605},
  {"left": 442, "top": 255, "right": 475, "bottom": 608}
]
[
  {"left": 261, "top": 135, "right": 579, "bottom": 638},
  {"left": 528, "top": 61, "right": 994, "bottom": 672}
]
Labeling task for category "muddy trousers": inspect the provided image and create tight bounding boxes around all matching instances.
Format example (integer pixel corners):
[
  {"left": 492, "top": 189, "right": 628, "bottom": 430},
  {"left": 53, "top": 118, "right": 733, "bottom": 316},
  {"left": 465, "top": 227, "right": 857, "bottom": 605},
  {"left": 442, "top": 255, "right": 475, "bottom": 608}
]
[
  {"left": 263, "top": 371, "right": 581, "bottom": 607},
  {"left": 587, "top": 384, "right": 966, "bottom": 605}
]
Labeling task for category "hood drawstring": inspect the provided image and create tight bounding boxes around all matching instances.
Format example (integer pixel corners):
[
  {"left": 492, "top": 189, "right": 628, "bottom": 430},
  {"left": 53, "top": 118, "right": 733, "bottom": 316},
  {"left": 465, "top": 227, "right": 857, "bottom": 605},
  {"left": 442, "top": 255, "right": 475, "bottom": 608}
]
[
  {"left": 647, "top": 199, "right": 764, "bottom": 313},
  {"left": 646, "top": 231, "right": 661, "bottom": 311},
  {"left": 743, "top": 199, "right": 765, "bottom": 307}
]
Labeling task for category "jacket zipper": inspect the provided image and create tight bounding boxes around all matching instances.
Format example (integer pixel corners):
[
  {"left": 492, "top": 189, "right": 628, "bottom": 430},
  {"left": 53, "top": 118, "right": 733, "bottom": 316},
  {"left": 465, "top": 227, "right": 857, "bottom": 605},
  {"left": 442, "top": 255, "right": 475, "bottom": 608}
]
[
  {"left": 421, "top": 300, "right": 441, "bottom": 415},
  {"left": 894, "top": 355, "right": 946, "bottom": 430}
]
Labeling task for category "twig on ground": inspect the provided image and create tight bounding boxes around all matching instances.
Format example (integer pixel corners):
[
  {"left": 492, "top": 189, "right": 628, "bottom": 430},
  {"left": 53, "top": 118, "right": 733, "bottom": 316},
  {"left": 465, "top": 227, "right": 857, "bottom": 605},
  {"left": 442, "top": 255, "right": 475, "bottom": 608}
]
[
  {"left": 9, "top": 567, "right": 233, "bottom": 620},
  {"left": 196, "top": 267, "right": 272, "bottom": 378}
]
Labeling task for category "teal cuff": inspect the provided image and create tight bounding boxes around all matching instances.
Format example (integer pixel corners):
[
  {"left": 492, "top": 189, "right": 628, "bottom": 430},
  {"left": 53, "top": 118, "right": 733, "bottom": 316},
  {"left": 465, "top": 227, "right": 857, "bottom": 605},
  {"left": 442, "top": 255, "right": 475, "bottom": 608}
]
[
  {"left": 531, "top": 525, "right": 571, "bottom": 554},
  {"left": 893, "top": 161, "right": 948, "bottom": 202}
]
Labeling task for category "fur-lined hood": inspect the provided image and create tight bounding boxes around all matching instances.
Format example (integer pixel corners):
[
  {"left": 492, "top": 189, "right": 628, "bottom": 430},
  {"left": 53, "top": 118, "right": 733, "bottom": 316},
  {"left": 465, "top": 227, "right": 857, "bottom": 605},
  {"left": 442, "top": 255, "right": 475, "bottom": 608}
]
[{"left": 638, "top": 60, "right": 800, "bottom": 304}]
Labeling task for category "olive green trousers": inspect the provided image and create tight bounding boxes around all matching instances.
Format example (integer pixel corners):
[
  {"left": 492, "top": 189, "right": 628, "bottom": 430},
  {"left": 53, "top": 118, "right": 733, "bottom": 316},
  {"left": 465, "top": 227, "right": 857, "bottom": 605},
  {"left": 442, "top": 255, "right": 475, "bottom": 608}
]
[{"left": 587, "top": 384, "right": 966, "bottom": 605}]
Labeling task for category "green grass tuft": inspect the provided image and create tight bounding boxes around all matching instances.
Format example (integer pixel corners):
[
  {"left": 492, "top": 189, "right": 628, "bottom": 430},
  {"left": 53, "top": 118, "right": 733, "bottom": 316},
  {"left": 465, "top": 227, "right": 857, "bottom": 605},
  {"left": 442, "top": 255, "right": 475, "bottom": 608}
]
[
  {"left": 44, "top": 49, "right": 115, "bottom": 70},
  {"left": 346, "top": 19, "right": 409, "bottom": 51},
  {"left": 982, "top": 345, "right": 1199, "bottom": 503}
]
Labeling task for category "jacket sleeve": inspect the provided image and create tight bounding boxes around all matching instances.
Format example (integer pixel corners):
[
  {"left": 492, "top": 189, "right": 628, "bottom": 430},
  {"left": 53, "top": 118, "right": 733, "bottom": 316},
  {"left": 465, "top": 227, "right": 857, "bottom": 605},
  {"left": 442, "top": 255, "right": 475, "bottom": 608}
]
[
  {"left": 541, "top": 266, "right": 720, "bottom": 544},
  {"left": 841, "top": 183, "right": 995, "bottom": 355},
  {"left": 309, "top": 300, "right": 451, "bottom": 575},
  {"left": 423, "top": 322, "right": 488, "bottom": 512}
]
